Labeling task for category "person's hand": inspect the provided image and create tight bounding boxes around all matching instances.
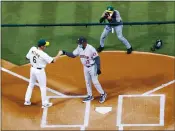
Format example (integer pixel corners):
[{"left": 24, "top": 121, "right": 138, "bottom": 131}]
[
  {"left": 58, "top": 50, "right": 63, "bottom": 56},
  {"left": 97, "top": 69, "right": 101, "bottom": 75},
  {"left": 107, "top": 15, "right": 112, "bottom": 20}
]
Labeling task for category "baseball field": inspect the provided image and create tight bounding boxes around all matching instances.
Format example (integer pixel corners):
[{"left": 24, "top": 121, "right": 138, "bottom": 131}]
[
  {"left": 1, "top": 1, "right": 175, "bottom": 130},
  {"left": 2, "top": 1, "right": 175, "bottom": 65}
]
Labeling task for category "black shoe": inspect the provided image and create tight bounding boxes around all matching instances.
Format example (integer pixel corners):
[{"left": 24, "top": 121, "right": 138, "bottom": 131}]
[
  {"left": 82, "top": 95, "right": 94, "bottom": 102},
  {"left": 96, "top": 46, "right": 104, "bottom": 53},
  {"left": 99, "top": 92, "right": 107, "bottom": 103},
  {"left": 127, "top": 47, "right": 133, "bottom": 54}
]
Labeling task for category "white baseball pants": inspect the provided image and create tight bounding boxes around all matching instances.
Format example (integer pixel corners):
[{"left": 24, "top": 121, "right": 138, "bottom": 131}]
[{"left": 25, "top": 67, "right": 48, "bottom": 105}]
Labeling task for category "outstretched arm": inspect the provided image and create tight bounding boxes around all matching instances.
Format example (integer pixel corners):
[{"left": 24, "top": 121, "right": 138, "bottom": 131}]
[
  {"left": 59, "top": 50, "right": 76, "bottom": 58},
  {"left": 63, "top": 50, "right": 76, "bottom": 58}
]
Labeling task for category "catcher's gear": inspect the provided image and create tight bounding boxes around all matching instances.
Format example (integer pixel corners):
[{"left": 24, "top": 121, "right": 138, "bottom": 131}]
[
  {"left": 151, "top": 39, "right": 163, "bottom": 51},
  {"left": 99, "top": 17, "right": 105, "bottom": 23},
  {"left": 99, "top": 12, "right": 110, "bottom": 23},
  {"left": 104, "top": 12, "right": 110, "bottom": 18},
  {"left": 97, "top": 69, "right": 101, "bottom": 75}
]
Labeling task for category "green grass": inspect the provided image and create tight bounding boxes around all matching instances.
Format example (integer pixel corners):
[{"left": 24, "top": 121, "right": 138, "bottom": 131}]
[{"left": 2, "top": 1, "right": 175, "bottom": 65}]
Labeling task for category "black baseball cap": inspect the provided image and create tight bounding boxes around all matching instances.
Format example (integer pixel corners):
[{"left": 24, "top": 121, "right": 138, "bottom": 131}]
[
  {"left": 77, "top": 36, "right": 87, "bottom": 44},
  {"left": 37, "top": 39, "right": 50, "bottom": 47}
]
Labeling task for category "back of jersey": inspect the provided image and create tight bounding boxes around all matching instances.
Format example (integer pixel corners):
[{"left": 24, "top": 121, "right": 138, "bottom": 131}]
[{"left": 26, "top": 46, "right": 53, "bottom": 68}]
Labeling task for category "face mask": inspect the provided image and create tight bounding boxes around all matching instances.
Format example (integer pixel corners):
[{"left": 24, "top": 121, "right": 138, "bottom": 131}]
[{"left": 79, "top": 44, "right": 83, "bottom": 48}]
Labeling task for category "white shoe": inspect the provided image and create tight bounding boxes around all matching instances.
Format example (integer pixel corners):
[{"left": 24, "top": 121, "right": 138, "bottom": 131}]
[
  {"left": 42, "top": 102, "right": 53, "bottom": 108},
  {"left": 24, "top": 101, "right": 31, "bottom": 106}
]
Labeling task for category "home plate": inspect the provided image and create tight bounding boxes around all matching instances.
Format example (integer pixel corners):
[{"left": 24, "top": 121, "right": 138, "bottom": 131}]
[{"left": 95, "top": 107, "right": 112, "bottom": 114}]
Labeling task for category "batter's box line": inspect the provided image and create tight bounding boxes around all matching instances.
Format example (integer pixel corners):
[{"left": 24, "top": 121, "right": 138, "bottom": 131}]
[
  {"left": 41, "top": 98, "right": 91, "bottom": 131},
  {"left": 116, "top": 94, "right": 165, "bottom": 130}
]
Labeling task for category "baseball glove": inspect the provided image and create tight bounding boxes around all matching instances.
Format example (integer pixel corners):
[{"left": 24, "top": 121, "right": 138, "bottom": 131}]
[{"left": 99, "top": 12, "right": 110, "bottom": 23}]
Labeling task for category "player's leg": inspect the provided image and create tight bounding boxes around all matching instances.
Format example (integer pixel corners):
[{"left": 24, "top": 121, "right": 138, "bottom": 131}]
[
  {"left": 24, "top": 67, "right": 36, "bottom": 105},
  {"left": 82, "top": 67, "right": 94, "bottom": 102},
  {"left": 90, "top": 65, "right": 107, "bottom": 103},
  {"left": 114, "top": 25, "right": 133, "bottom": 54},
  {"left": 35, "top": 69, "right": 52, "bottom": 108},
  {"left": 97, "top": 25, "right": 112, "bottom": 52}
]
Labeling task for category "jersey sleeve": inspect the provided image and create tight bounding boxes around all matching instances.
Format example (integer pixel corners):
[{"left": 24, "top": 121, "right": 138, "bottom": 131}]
[
  {"left": 73, "top": 46, "right": 80, "bottom": 56},
  {"left": 115, "top": 10, "right": 122, "bottom": 22},
  {"left": 91, "top": 46, "right": 99, "bottom": 59},
  {"left": 26, "top": 47, "right": 34, "bottom": 59},
  {"left": 43, "top": 53, "right": 54, "bottom": 64}
]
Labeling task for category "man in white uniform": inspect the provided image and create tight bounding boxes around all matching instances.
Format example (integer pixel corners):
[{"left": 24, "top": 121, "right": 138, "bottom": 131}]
[
  {"left": 97, "top": 6, "right": 133, "bottom": 54},
  {"left": 59, "top": 36, "right": 107, "bottom": 103},
  {"left": 24, "top": 39, "right": 61, "bottom": 108}
]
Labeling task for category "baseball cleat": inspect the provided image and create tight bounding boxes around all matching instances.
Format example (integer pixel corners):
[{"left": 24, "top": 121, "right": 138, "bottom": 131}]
[
  {"left": 24, "top": 101, "right": 31, "bottom": 106},
  {"left": 127, "top": 47, "right": 133, "bottom": 54},
  {"left": 42, "top": 102, "right": 53, "bottom": 108},
  {"left": 96, "top": 46, "right": 104, "bottom": 53},
  {"left": 82, "top": 95, "right": 94, "bottom": 102},
  {"left": 99, "top": 92, "right": 107, "bottom": 103}
]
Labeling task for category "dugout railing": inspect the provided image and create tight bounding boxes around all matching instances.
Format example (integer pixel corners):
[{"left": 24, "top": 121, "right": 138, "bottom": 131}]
[{"left": 1, "top": 21, "right": 175, "bottom": 27}]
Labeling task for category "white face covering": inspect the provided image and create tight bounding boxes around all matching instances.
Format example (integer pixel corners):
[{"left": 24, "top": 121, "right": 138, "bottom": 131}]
[{"left": 79, "top": 44, "right": 83, "bottom": 48}]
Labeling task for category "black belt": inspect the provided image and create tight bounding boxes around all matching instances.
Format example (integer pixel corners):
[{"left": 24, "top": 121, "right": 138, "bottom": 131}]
[
  {"left": 32, "top": 65, "right": 42, "bottom": 70},
  {"left": 86, "top": 64, "right": 95, "bottom": 68}
]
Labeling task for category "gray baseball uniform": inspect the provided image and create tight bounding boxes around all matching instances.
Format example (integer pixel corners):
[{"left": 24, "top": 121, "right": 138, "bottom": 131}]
[{"left": 100, "top": 10, "right": 131, "bottom": 49}]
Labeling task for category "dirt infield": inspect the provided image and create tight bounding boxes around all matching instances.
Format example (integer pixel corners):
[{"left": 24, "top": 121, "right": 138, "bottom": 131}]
[
  {"left": 1, "top": 59, "right": 18, "bottom": 69},
  {"left": 1, "top": 52, "right": 175, "bottom": 130}
]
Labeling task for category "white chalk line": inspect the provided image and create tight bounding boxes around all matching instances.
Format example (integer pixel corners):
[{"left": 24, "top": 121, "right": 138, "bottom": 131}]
[
  {"left": 83, "top": 101, "right": 91, "bottom": 127},
  {"left": 42, "top": 99, "right": 90, "bottom": 130},
  {"left": 120, "top": 124, "right": 164, "bottom": 126},
  {"left": 121, "top": 94, "right": 164, "bottom": 97},
  {"left": 1, "top": 67, "right": 88, "bottom": 130},
  {"left": 116, "top": 95, "right": 123, "bottom": 127},
  {"left": 117, "top": 94, "right": 166, "bottom": 129},
  {"left": 40, "top": 107, "right": 48, "bottom": 127},
  {"left": 80, "top": 126, "right": 85, "bottom": 130},
  {"left": 2, "top": 51, "right": 174, "bottom": 130},
  {"left": 116, "top": 78, "right": 175, "bottom": 130},
  {"left": 159, "top": 95, "right": 165, "bottom": 126},
  {"left": 0, "top": 67, "right": 88, "bottom": 129},
  {"left": 1, "top": 67, "right": 66, "bottom": 96},
  {"left": 142, "top": 80, "right": 175, "bottom": 95}
]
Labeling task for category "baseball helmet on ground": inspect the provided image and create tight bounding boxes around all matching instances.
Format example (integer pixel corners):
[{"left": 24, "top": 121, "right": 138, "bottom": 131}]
[{"left": 151, "top": 39, "right": 163, "bottom": 51}]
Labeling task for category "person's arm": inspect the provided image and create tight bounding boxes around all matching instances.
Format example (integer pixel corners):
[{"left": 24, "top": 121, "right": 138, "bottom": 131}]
[
  {"left": 43, "top": 50, "right": 61, "bottom": 64},
  {"left": 94, "top": 56, "right": 101, "bottom": 70},
  {"left": 59, "top": 47, "right": 79, "bottom": 58},
  {"left": 26, "top": 47, "right": 33, "bottom": 60},
  {"left": 52, "top": 52, "right": 61, "bottom": 63},
  {"left": 91, "top": 47, "right": 101, "bottom": 75},
  {"left": 62, "top": 50, "right": 76, "bottom": 58},
  {"left": 99, "top": 11, "right": 108, "bottom": 23}
]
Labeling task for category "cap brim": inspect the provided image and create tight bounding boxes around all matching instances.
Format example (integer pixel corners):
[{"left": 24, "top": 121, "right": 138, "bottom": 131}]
[
  {"left": 106, "top": 10, "right": 113, "bottom": 13},
  {"left": 45, "top": 41, "right": 50, "bottom": 46}
]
